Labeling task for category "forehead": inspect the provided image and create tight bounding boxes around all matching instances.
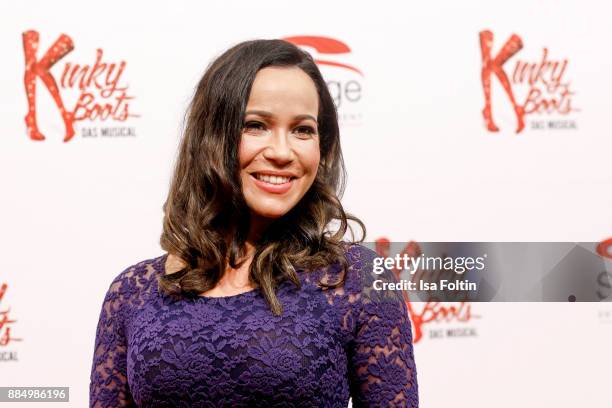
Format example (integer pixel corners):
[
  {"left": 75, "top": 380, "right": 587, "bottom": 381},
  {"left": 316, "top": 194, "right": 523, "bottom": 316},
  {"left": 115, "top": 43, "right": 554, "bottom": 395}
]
[{"left": 246, "top": 66, "right": 319, "bottom": 116}]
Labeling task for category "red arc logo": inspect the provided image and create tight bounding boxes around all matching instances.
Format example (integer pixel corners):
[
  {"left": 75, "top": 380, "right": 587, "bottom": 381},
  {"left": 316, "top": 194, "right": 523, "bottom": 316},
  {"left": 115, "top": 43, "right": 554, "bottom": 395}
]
[
  {"left": 282, "top": 35, "right": 363, "bottom": 76},
  {"left": 597, "top": 238, "right": 612, "bottom": 259}
]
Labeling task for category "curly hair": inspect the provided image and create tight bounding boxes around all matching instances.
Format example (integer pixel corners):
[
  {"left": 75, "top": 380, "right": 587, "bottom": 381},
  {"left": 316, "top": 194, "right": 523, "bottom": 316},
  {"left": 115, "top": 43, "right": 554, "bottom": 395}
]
[{"left": 158, "top": 39, "right": 364, "bottom": 315}]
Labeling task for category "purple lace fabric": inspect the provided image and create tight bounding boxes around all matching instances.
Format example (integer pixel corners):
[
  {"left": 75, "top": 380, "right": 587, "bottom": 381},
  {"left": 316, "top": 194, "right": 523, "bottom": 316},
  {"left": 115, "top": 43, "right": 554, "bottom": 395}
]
[{"left": 89, "top": 244, "right": 418, "bottom": 407}]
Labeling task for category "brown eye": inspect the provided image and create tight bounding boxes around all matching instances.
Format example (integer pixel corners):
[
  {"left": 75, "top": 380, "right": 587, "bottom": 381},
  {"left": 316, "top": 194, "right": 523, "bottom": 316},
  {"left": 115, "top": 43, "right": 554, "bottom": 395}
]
[
  {"left": 243, "top": 121, "right": 266, "bottom": 134},
  {"left": 294, "top": 126, "right": 317, "bottom": 138}
]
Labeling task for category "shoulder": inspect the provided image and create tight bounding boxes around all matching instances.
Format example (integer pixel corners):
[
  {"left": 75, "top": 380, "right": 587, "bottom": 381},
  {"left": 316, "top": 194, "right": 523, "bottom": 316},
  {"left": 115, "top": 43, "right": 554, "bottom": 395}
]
[
  {"left": 104, "top": 254, "right": 167, "bottom": 303},
  {"left": 326, "top": 243, "right": 407, "bottom": 337},
  {"left": 94, "top": 255, "right": 166, "bottom": 338},
  {"left": 343, "top": 243, "right": 379, "bottom": 270},
  {"left": 306, "top": 244, "right": 392, "bottom": 297},
  {"left": 332, "top": 243, "right": 383, "bottom": 296},
  {"left": 341, "top": 242, "right": 404, "bottom": 304}
]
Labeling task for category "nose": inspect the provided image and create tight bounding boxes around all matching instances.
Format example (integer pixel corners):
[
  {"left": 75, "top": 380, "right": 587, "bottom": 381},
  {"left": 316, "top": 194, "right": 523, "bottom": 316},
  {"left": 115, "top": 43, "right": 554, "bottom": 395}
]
[{"left": 262, "top": 128, "right": 294, "bottom": 165}]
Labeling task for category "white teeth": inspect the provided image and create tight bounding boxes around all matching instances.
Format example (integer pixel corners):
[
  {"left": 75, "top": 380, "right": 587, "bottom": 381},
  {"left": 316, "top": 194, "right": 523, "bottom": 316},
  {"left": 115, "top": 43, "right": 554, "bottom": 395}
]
[{"left": 255, "top": 174, "right": 291, "bottom": 184}]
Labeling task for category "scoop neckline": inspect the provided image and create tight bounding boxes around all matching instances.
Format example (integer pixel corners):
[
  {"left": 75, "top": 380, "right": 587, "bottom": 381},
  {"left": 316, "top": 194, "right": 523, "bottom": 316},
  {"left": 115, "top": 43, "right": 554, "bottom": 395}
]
[
  {"left": 159, "top": 253, "right": 259, "bottom": 301},
  {"left": 197, "top": 287, "right": 259, "bottom": 300}
]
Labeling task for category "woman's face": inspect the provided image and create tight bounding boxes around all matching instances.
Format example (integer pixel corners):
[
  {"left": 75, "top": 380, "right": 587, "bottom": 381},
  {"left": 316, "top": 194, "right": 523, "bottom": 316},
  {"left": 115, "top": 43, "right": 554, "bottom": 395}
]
[{"left": 239, "top": 66, "right": 320, "bottom": 223}]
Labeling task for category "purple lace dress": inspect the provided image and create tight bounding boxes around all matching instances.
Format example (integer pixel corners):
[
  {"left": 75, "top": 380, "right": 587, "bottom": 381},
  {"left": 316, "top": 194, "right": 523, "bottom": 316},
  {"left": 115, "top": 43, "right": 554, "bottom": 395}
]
[{"left": 89, "top": 244, "right": 418, "bottom": 407}]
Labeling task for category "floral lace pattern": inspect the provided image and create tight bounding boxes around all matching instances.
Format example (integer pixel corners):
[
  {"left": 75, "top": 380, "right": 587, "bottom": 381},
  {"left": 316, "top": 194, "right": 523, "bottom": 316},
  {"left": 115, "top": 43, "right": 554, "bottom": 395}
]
[{"left": 89, "top": 244, "right": 418, "bottom": 407}]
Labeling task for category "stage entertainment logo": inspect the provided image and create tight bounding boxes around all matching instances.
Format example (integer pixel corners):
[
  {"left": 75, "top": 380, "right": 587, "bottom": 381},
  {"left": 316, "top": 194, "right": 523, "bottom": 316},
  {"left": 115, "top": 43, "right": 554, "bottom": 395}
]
[
  {"left": 479, "top": 30, "right": 579, "bottom": 133},
  {"left": 597, "top": 238, "right": 612, "bottom": 323},
  {"left": 22, "top": 30, "right": 139, "bottom": 143},
  {"left": 283, "top": 35, "right": 364, "bottom": 126},
  {"left": 375, "top": 239, "right": 480, "bottom": 344},
  {"left": 0, "top": 283, "right": 21, "bottom": 362},
  {"left": 597, "top": 237, "right": 612, "bottom": 305}
]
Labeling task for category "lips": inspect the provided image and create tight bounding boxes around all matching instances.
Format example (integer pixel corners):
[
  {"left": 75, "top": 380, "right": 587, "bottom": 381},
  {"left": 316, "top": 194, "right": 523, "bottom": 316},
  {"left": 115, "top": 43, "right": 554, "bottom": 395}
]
[
  {"left": 250, "top": 172, "right": 297, "bottom": 194},
  {"left": 254, "top": 173, "right": 292, "bottom": 185}
]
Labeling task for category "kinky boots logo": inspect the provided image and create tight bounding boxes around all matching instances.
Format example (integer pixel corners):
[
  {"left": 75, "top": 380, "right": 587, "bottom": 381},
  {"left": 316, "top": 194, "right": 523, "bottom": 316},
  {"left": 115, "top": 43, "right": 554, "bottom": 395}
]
[
  {"left": 22, "top": 30, "right": 139, "bottom": 143},
  {"left": 0, "top": 283, "right": 21, "bottom": 362},
  {"left": 283, "top": 35, "right": 364, "bottom": 126},
  {"left": 479, "top": 30, "right": 579, "bottom": 133},
  {"left": 375, "top": 239, "right": 480, "bottom": 344}
]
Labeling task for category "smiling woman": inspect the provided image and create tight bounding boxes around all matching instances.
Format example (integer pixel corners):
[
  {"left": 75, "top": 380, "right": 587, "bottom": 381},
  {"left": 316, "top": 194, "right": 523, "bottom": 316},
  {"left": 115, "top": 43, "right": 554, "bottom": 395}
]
[
  {"left": 239, "top": 66, "right": 321, "bottom": 220},
  {"left": 89, "top": 39, "right": 418, "bottom": 407}
]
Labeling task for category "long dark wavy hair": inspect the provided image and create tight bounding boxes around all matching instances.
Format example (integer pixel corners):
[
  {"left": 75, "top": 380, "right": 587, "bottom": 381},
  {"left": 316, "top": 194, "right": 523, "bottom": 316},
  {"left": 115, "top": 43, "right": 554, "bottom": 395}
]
[{"left": 158, "top": 39, "right": 364, "bottom": 315}]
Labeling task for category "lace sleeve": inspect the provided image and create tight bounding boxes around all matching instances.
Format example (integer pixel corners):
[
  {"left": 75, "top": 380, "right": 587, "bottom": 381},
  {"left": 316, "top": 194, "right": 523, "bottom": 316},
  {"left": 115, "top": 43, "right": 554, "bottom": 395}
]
[
  {"left": 347, "top": 247, "right": 419, "bottom": 407},
  {"left": 89, "top": 268, "right": 137, "bottom": 408}
]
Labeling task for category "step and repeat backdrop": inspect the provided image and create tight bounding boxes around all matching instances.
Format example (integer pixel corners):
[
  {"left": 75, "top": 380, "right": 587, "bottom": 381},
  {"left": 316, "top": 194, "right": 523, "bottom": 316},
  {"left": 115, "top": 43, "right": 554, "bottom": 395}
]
[{"left": 1, "top": 1, "right": 612, "bottom": 407}]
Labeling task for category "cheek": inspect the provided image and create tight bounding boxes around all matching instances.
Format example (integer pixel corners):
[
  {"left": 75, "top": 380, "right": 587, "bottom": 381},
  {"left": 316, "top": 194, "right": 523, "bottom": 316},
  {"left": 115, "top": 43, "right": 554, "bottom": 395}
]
[
  {"left": 301, "top": 142, "right": 321, "bottom": 178},
  {"left": 237, "top": 137, "right": 251, "bottom": 169}
]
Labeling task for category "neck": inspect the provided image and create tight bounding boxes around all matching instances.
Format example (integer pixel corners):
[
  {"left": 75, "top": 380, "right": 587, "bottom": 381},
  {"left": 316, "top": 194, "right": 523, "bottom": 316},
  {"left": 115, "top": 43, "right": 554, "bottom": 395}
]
[
  {"left": 221, "top": 215, "right": 268, "bottom": 265},
  {"left": 246, "top": 213, "right": 273, "bottom": 244}
]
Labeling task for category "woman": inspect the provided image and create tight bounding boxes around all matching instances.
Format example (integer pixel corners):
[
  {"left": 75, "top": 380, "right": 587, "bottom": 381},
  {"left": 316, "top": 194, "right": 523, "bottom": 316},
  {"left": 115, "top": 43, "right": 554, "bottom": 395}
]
[{"left": 89, "top": 39, "right": 418, "bottom": 407}]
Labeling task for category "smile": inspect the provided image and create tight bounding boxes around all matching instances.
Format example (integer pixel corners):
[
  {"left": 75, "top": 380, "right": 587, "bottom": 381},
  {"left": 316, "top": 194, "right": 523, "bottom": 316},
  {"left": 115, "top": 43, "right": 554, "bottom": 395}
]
[
  {"left": 250, "top": 172, "right": 296, "bottom": 194},
  {"left": 254, "top": 173, "right": 294, "bottom": 184}
]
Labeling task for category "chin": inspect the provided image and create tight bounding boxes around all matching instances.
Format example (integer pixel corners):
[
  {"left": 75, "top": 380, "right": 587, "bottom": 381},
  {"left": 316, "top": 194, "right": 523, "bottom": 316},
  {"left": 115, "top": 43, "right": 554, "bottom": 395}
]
[
  {"left": 245, "top": 192, "right": 301, "bottom": 221},
  {"left": 252, "top": 206, "right": 291, "bottom": 220}
]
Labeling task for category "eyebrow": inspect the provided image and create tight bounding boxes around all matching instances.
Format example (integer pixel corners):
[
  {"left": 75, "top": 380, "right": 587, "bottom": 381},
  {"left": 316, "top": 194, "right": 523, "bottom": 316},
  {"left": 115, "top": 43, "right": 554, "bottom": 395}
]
[{"left": 244, "top": 110, "right": 318, "bottom": 124}]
